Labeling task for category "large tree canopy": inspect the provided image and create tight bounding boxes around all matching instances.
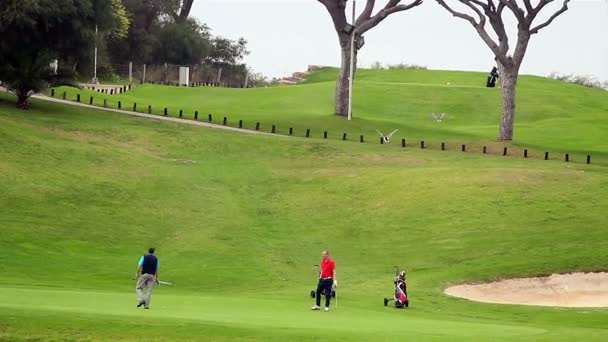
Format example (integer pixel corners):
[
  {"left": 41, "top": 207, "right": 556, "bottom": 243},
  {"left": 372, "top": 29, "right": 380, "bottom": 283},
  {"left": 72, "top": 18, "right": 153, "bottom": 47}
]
[{"left": 0, "top": 0, "right": 127, "bottom": 108}]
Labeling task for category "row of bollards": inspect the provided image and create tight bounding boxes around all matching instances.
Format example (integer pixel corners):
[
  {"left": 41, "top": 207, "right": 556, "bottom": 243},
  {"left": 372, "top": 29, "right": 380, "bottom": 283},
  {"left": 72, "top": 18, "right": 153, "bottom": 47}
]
[{"left": 49, "top": 89, "right": 595, "bottom": 165}]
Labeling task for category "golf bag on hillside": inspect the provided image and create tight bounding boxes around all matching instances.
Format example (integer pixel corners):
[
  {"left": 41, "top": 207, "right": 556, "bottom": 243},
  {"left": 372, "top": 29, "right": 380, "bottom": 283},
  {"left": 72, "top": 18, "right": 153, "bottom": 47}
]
[
  {"left": 384, "top": 269, "right": 409, "bottom": 308},
  {"left": 486, "top": 67, "right": 499, "bottom": 88}
]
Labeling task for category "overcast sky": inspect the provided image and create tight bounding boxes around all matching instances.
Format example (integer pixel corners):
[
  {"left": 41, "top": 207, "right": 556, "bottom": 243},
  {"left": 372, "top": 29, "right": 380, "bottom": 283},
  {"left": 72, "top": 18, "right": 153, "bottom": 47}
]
[{"left": 192, "top": 0, "right": 608, "bottom": 80}]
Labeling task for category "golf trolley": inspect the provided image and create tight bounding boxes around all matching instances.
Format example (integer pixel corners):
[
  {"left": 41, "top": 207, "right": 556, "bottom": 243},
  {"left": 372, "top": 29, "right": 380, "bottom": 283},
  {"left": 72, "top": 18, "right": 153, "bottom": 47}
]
[
  {"left": 384, "top": 267, "right": 409, "bottom": 308},
  {"left": 310, "top": 264, "right": 336, "bottom": 299}
]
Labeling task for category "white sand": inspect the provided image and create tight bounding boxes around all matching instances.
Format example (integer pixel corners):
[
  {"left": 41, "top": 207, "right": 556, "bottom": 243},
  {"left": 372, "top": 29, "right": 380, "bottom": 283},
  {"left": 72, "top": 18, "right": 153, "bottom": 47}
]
[{"left": 445, "top": 272, "right": 608, "bottom": 307}]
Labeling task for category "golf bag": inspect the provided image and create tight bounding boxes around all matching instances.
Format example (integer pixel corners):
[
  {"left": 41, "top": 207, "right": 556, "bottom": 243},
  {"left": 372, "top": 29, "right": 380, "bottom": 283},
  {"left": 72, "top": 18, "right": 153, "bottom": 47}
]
[
  {"left": 384, "top": 270, "right": 409, "bottom": 308},
  {"left": 310, "top": 265, "right": 336, "bottom": 299},
  {"left": 486, "top": 67, "right": 499, "bottom": 88}
]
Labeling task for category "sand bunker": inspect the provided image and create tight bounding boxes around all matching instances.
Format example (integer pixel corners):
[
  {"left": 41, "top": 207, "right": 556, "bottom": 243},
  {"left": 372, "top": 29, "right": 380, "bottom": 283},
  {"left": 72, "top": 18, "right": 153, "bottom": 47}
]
[{"left": 445, "top": 272, "right": 608, "bottom": 307}]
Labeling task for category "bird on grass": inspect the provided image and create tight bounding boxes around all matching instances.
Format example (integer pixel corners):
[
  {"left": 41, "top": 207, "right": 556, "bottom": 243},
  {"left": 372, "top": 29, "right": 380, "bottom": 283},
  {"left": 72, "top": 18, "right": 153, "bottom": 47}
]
[
  {"left": 431, "top": 113, "right": 448, "bottom": 123},
  {"left": 376, "top": 129, "right": 399, "bottom": 143}
]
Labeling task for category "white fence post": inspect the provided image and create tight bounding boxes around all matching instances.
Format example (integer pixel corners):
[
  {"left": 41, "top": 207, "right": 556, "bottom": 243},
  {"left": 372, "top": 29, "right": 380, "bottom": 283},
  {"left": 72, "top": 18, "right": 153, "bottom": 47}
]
[{"left": 129, "top": 61, "right": 133, "bottom": 84}]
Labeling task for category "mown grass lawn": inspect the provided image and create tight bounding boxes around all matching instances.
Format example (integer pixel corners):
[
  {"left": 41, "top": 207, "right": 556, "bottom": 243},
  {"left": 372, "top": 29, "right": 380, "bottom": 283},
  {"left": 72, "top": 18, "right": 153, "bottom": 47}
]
[
  {"left": 53, "top": 68, "right": 608, "bottom": 165},
  {"left": 0, "top": 74, "right": 607, "bottom": 341}
]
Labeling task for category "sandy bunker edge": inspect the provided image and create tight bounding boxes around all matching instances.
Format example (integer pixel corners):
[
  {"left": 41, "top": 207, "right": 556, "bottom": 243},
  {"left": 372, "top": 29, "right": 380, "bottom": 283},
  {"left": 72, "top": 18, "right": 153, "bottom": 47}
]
[{"left": 445, "top": 272, "right": 608, "bottom": 308}]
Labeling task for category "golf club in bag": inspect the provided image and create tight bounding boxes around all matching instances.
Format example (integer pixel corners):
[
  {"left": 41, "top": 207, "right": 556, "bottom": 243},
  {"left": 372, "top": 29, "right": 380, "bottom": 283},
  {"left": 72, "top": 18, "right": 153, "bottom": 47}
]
[{"left": 384, "top": 266, "right": 409, "bottom": 308}]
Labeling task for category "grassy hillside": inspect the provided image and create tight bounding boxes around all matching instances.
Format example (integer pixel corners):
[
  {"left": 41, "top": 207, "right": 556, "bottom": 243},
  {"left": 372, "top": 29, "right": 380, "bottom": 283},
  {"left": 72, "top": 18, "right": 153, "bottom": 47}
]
[
  {"left": 54, "top": 68, "right": 608, "bottom": 163},
  {"left": 0, "top": 93, "right": 607, "bottom": 340}
]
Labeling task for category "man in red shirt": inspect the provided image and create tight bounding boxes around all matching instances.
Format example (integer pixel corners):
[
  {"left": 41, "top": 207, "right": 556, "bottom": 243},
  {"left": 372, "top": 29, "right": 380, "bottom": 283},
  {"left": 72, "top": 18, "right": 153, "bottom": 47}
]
[{"left": 312, "top": 250, "right": 336, "bottom": 312}]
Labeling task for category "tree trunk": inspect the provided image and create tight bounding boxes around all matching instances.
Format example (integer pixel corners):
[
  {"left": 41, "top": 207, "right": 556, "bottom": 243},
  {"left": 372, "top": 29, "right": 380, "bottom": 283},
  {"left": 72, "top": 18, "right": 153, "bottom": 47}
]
[
  {"left": 498, "top": 68, "right": 517, "bottom": 141},
  {"left": 335, "top": 38, "right": 357, "bottom": 116},
  {"left": 16, "top": 93, "right": 30, "bottom": 109}
]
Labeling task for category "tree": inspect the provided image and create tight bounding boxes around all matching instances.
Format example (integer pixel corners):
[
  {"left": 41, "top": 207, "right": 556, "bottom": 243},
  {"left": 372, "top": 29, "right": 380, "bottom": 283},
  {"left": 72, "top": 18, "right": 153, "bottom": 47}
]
[
  {"left": 0, "top": 51, "right": 78, "bottom": 109},
  {"left": 203, "top": 37, "right": 249, "bottom": 84},
  {"left": 318, "top": 0, "right": 423, "bottom": 117},
  {"left": 165, "top": 0, "right": 196, "bottom": 23},
  {"left": 206, "top": 37, "right": 249, "bottom": 66},
  {"left": 435, "top": 0, "right": 571, "bottom": 141},
  {"left": 0, "top": 0, "right": 96, "bottom": 108},
  {"left": 108, "top": 0, "right": 165, "bottom": 64},
  {"left": 156, "top": 19, "right": 210, "bottom": 65}
]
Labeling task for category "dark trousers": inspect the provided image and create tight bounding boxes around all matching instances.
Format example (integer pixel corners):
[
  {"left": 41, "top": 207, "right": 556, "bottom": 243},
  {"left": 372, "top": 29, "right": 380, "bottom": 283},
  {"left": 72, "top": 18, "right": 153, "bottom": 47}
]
[{"left": 316, "top": 278, "right": 333, "bottom": 307}]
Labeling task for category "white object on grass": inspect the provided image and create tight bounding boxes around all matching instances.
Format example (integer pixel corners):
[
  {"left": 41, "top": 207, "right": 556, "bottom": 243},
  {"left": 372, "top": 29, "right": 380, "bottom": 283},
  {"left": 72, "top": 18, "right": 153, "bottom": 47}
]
[
  {"left": 431, "top": 113, "right": 448, "bottom": 122},
  {"left": 376, "top": 129, "right": 399, "bottom": 143}
]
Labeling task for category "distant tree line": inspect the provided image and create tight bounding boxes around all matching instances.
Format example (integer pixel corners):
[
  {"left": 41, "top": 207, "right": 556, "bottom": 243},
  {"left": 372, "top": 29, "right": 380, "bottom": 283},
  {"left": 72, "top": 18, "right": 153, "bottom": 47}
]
[
  {"left": 97, "top": 0, "right": 251, "bottom": 86},
  {"left": 0, "top": 0, "right": 257, "bottom": 108}
]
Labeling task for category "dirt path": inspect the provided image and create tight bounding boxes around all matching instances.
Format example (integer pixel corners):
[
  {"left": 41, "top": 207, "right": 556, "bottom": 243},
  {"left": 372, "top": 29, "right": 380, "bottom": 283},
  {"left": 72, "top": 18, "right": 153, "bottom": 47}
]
[
  {"left": 24, "top": 93, "right": 281, "bottom": 137},
  {"left": 445, "top": 272, "right": 608, "bottom": 308}
]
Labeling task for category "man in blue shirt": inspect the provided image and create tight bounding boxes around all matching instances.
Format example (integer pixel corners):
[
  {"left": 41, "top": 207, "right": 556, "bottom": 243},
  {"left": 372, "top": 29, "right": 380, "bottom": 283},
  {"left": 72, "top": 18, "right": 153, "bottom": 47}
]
[{"left": 135, "top": 247, "right": 160, "bottom": 309}]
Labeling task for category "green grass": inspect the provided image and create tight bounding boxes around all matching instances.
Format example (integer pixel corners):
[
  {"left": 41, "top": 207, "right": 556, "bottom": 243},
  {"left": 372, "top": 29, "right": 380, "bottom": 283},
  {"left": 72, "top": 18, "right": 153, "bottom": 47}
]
[
  {"left": 54, "top": 67, "right": 608, "bottom": 164},
  {"left": 1, "top": 89, "right": 607, "bottom": 340}
]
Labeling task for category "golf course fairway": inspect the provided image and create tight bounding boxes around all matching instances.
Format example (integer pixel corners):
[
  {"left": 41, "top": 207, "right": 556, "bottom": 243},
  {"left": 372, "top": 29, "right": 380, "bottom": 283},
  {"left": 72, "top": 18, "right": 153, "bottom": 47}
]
[{"left": 1, "top": 68, "right": 607, "bottom": 341}]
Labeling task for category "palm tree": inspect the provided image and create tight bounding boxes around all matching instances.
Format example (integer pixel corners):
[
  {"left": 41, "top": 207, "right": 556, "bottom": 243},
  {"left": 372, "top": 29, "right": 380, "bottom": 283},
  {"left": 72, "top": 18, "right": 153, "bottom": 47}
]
[{"left": 1, "top": 50, "right": 80, "bottom": 109}]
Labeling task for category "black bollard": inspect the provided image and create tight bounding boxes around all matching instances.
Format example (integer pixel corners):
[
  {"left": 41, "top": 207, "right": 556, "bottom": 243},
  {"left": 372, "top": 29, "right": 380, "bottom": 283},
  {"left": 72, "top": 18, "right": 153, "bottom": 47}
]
[
  {"left": 179, "top": 110, "right": 183, "bottom": 118},
  {"left": 524, "top": 149, "right": 528, "bottom": 158},
  {"left": 342, "top": 133, "right": 347, "bottom": 141},
  {"left": 256, "top": 122, "right": 260, "bottom": 131},
  {"left": 164, "top": 108, "right": 168, "bottom": 116},
  {"left": 133, "top": 103, "right": 137, "bottom": 112},
  {"left": 380, "top": 137, "right": 384, "bottom": 145},
  {"left": 587, "top": 155, "right": 591, "bottom": 164},
  {"left": 118, "top": 101, "right": 122, "bottom": 109},
  {"left": 565, "top": 153, "right": 570, "bottom": 162},
  {"left": 442, "top": 142, "right": 446, "bottom": 151},
  {"left": 306, "top": 129, "right": 310, "bottom": 138},
  {"left": 89, "top": 96, "right": 93, "bottom": 105},
  {"left": 545, "top": 152, "right": 549, "bottom": 160},
  {"left": 324, "top": 131, "right": 328, "bottom": 139},
  {"left": 503, "top": 147, "right": 508, "bottom": 156},
  {"left": 208, "top": 114, "right": 212, "bottom": 122},
  {"left": 360, "top": 135, "right": 364, "bottom": 143},
  {"left": 239, "top": 120, "right": 243, "bottom": 128},
  {"left": 483, "top": 146, "right": 487, "bottom": 154},
  {"left": 462, "top": 144, "right": 466, "bottom": 152},
  {"left": 223, "top": 117, "right": 227, "bottom": 125},
  {"left": 77, "top": 94, "right": 81, "bottom": 102},
  {"left": 289, "top": 128, "right": 293, "bottom": 136},
  {"left": 195, "top": 111, "right": 199, "bottom": 120},
  {"left": 402, "top": 139, "right": 406, "bottom": 148},
  {"left": 271, "top": 125, "right": 276, "bottom": 133},
  {"left": 148, "top": 105, "right": 152, "bottom": 114},
  {"left": 420, "top": 141, "right": 425, "bottom": 149},
  {"left": 51, "top": 89, "right": 55, "bottom": 97}
]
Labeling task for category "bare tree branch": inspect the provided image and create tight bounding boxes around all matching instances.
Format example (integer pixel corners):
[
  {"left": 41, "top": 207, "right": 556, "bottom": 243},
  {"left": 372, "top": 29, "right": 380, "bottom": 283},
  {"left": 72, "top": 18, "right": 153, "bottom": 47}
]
[
  {"left": 435, "top": 0, "right": 478, "bottom": 26},
  {"left": 356, "top": 0, "right": 376, "bottom": 26},
  {"left": 179, "top": 0, "right": 195, "bottom": 22},
  {"left": 456, "top": 0, "right": 486, "bottom": 27},
  {"left": 530, "top": 0, "right": 570, "bottom": 34},
  {"left": 522, "top": 0, "right": 534, "bottom": 15},
  {"left": 435, "top": 0, "right": 501, "bottom": 58},
  {"left": 317, "top": 0, "right": 349, "bottom": 36},
  {"left": 358, "top": 0, "right": 423, "bottom": 34},
  {"left": 498, "top": 0, "right": 526, "bottom": 22}
]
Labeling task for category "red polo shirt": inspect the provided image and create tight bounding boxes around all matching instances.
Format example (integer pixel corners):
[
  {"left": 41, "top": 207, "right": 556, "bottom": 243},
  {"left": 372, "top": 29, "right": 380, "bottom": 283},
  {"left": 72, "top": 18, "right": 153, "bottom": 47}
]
[{"left": 320, "top": 258, "right": 335, "bottom": 278}]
